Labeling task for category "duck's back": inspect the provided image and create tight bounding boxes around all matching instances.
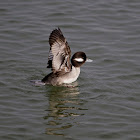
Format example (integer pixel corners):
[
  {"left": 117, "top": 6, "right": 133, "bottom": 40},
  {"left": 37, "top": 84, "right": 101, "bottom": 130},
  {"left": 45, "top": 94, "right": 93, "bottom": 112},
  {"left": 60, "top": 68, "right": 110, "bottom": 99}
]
[{"left": 42, "top": 72, "right": 59, "bottom": 85}]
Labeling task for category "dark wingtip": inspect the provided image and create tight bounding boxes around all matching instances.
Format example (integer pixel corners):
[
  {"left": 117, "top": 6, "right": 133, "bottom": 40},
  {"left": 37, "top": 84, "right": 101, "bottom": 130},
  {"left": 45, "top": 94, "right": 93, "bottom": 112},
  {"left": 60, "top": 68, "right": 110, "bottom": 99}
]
[
  {"left": 53, "top": 27, "right": 61, "bottom": 32},
  {"left": 57, "top": 27, "right": 62, "bottom": 34},
  {"left": 57, "top": 27, "right": 61, "bottom": 32},
  {"left": 47, "top": 60, "right": 52, "bottom": 68},
  {"left": 49, "top": 27, "right": 64, "bottom": 46}
]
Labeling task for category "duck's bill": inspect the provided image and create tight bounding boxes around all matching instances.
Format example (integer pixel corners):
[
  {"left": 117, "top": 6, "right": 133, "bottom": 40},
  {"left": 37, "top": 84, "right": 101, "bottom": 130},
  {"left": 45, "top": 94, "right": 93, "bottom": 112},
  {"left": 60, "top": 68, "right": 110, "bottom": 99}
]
[{"left": 86, "top": 58, "right": 93, "bottom": 62}]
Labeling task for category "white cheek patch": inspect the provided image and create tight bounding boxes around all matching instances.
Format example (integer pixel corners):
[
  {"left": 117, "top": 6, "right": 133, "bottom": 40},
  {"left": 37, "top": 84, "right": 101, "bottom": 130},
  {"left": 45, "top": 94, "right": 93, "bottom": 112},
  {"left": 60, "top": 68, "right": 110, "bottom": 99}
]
[{"left": 74, "top": 58, "right": 84, "bottom": 62}]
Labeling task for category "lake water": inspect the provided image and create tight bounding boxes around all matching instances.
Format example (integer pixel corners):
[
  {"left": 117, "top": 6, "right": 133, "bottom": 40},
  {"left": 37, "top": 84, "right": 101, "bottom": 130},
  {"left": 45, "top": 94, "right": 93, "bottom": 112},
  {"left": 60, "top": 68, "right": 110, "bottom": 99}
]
[{"left": 0, "top": 0, "right": 140, "bottom": 140}]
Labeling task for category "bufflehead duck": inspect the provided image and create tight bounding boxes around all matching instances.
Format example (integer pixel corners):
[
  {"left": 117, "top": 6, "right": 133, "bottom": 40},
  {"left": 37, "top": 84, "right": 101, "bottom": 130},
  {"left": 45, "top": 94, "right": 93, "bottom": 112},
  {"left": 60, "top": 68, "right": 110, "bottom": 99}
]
[{"left": 41, "top": 28, "right": 92, "bottom": 86}]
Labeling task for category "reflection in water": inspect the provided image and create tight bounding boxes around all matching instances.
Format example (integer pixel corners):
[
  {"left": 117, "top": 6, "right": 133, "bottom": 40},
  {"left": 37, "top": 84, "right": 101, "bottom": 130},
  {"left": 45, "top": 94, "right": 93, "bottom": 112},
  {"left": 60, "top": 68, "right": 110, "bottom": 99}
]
[{"left": 44, "top": 82, "right": 86, "bottom": 136}]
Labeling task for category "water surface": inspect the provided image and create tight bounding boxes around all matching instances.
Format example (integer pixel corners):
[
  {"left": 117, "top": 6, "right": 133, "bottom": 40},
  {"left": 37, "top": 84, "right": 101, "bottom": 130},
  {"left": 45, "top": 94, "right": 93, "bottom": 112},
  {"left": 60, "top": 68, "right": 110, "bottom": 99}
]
[{"left": 0, "top": 0, "right": 140, "bottom": 140}]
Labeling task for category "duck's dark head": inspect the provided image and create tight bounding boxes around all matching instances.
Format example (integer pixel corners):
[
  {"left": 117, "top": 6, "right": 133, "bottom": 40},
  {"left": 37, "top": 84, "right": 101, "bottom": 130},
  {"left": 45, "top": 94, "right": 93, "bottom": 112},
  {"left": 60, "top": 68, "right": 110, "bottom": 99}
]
[{"left": 71, "top": 52, "right": 87, "bottom": 67}]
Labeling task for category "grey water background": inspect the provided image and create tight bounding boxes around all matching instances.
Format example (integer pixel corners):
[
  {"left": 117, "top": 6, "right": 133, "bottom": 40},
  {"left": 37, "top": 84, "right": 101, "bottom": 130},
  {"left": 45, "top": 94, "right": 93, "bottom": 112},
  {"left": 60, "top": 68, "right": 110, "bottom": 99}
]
[{"left": 0, "top": 0, "right": 140, "bottom": 140}]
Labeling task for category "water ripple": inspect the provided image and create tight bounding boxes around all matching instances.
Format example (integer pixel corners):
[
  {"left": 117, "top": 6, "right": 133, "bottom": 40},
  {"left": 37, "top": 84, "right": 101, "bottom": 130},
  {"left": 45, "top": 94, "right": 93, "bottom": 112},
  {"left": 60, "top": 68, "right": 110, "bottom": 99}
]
[{"left": 0, "top": 0, "right": 140, "bottom": 139}]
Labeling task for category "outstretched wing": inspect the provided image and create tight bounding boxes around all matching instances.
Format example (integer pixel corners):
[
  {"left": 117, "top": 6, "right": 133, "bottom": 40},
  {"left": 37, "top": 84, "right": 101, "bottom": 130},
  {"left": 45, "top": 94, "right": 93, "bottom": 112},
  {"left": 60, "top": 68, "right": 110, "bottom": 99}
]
[{"left": 47, "top": 28, "right": 72, "bottom": 74}]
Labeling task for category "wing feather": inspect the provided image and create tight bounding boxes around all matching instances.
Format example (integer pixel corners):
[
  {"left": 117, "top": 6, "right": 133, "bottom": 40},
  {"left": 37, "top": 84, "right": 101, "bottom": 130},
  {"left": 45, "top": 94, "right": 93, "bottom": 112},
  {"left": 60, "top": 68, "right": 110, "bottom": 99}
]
[{"left": 47, "top": 28, "right": 71, "bottom": 74}]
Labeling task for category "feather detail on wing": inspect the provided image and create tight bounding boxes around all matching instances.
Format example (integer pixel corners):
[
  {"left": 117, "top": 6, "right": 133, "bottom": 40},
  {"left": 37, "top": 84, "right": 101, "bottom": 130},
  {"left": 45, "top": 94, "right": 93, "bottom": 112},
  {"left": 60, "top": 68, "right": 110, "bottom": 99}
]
[
  {"left": 47, "top": 28, "right": 72, "bottom": 74},
  {"left": 47, "top": 49, "right": 53, "bottom": 68}
]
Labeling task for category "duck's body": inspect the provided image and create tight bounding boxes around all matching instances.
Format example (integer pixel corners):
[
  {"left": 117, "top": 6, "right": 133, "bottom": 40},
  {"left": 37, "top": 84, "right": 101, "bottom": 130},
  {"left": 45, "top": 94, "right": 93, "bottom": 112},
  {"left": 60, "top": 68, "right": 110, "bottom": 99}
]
[
  {"left": 41, "top": 28, "right": 88, "bottom": 86},
  {"left": 42, "top": 66, "right": 80, "bottom": 85}
]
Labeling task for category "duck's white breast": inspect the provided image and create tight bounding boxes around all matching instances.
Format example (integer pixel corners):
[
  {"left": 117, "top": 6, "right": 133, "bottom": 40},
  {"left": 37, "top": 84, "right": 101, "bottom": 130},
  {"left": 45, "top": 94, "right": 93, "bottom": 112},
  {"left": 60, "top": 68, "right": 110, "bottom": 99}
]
[{"left": 63, "top": 67, "right": 80, "bottom": 84}]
